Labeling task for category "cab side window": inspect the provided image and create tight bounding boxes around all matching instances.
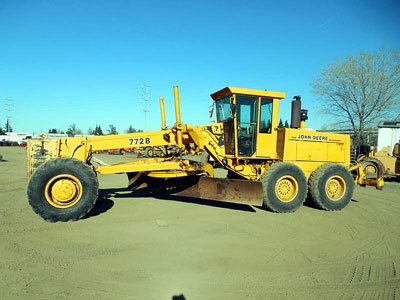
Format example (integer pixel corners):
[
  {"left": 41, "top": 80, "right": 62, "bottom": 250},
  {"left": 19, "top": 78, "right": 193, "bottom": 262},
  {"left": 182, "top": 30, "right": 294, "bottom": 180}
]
[{"left": 259, "top": 98, "right": 273, "bottom": 133}]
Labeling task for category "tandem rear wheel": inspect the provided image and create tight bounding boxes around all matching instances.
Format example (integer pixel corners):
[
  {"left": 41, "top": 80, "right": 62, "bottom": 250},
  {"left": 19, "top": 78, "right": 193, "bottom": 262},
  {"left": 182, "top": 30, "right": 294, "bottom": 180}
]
[
  {"left": 27, "top": 158, "right": 99, "bottom": 222},
  {"left": 261, "top": 162, "right": 307, "bottom": 213},
  {"left": 308, "top": 163, "right": 354, "bottom": 211}
]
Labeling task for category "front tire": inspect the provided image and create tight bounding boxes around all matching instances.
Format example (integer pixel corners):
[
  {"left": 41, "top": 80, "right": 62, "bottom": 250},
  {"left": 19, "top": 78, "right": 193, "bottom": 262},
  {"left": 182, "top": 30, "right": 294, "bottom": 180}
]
[
  {"left": 261, "top": 162, "right": 307, "bottom": 213},
  {"left": 309, "top": 163, "right": 354, "bottom": 211},
  {"left": 27, "top": 158, "right": 99, "bottom": 222}
]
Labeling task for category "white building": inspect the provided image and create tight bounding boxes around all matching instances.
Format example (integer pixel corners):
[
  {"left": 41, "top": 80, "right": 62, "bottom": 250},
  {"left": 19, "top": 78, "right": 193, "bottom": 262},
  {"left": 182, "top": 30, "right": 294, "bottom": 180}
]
[
  {"left": 377, "top": 119, "right": 400, "bottom": 151},
  {"left": 0, "top": 132, "right": 34, "bottom": 144}
]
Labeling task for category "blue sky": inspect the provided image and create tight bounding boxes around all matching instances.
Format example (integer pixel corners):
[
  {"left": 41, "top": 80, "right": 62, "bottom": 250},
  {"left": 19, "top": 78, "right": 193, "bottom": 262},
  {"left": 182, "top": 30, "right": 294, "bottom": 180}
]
[{"left": 0, "top": 0, "right": 399, "bottom": 134}]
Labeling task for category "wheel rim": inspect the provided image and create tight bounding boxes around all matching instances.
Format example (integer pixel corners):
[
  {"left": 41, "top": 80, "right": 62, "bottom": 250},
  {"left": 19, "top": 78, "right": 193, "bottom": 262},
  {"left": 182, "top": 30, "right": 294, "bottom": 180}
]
[
  {"left": 325, "top": 176, "right": 346, "bottom": 201},
  {"left": 275, "top": 175, "right": 299, "bottom": 202},
  {"left": 45, "top": 174, "right": 83, "bottom": 208},
  {"left": 148, "top": 149, "right": 154, "bottom": 156}
]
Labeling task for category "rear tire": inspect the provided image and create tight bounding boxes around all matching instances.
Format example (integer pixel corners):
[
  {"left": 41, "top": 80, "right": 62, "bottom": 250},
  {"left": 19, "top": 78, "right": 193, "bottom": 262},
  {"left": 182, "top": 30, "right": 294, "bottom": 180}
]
[
  {"left": 261, "top": 162, "right": 307, "bottom": 213},
  {"left": 309, "top": 163, "right": 354, "bottom": 211},
  {"left": 27, "top": 158, "right": 99, "bottom": 222}
]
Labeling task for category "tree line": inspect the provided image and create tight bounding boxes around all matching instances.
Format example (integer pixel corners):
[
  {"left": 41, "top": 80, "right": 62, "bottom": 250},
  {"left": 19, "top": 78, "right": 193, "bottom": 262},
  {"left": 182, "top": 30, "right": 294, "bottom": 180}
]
[
  {"left": 48, "top": 124, "right": 143, "bottom": 137},
  {"left": 278, "top": 119, "right": 289, "bottom": 128}
]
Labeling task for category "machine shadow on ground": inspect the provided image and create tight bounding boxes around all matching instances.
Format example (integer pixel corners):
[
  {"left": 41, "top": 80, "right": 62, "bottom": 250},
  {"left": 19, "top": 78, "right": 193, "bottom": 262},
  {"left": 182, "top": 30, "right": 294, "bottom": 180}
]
[
  {"left": 82, "top": 189, "right": 115, "bottom": 219},
  {"left": 302, "top": 194, "right": 358, "bottom": 210},
  {"left": 84, "top": 186, "right": 359, "bottom": 220},
  {"left": 85, "top": 187, "right": 257, "bottom": 220}
]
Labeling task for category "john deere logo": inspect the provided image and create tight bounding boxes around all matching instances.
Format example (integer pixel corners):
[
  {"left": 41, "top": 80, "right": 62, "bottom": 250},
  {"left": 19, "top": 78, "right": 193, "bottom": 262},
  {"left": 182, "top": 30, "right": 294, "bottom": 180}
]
[{"left": 297, "top": 134, "right": 328, "bottom": 141}]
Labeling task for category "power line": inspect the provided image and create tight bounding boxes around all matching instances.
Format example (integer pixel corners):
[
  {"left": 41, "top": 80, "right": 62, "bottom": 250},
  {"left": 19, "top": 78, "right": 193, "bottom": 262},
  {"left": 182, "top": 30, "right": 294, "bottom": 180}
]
[
  {"left": 141, "top": 84, "right": 151, "bottom": 131},
  {"left": 5, "top": 99, "right": 13, "bottom": 132}
]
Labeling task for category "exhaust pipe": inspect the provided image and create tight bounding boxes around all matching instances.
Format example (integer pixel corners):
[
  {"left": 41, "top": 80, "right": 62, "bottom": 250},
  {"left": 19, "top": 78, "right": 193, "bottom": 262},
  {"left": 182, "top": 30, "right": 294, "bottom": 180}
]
[
  {"left": 291, "top": 96, "right": 301, "bottom": 129},
  {"left": 291, "top": 96, "right": 308, "bottom": 129}
]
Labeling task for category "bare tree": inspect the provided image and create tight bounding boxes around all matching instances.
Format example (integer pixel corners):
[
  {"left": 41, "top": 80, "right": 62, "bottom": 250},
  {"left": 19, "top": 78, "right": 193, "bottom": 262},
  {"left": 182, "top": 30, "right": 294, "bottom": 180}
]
[{"left": 311, "top": 48, "right": 400, "bottom": 145}]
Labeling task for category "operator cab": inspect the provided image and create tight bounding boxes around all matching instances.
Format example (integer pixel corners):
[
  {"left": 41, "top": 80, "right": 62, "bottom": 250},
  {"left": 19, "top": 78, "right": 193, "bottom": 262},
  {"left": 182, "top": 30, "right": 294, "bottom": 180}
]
[{"left": 210, "top": 87, "right": 285, "bottom": 158}]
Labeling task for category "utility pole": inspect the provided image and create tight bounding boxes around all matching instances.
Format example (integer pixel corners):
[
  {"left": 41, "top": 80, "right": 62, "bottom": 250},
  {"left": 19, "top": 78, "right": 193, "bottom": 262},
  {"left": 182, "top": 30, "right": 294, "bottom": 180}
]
[
  {"left": 5, "top": 99, "right": 13, "bottom": 132},
  {"left": 142, "top": 84, "right": 151, "bottom": 131}
]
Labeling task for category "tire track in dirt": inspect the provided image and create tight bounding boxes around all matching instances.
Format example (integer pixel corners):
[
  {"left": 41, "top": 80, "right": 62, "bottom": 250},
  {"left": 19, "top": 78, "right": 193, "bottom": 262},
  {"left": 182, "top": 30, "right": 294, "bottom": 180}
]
[{"left": 341, "top": 259, "right": 400, "bottom": 299}]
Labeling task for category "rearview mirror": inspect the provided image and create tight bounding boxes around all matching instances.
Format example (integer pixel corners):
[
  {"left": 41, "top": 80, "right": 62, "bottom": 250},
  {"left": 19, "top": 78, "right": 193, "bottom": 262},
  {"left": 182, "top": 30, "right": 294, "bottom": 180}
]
[{"left": 209, "top": 103, "right": 215, "bottom": 122}]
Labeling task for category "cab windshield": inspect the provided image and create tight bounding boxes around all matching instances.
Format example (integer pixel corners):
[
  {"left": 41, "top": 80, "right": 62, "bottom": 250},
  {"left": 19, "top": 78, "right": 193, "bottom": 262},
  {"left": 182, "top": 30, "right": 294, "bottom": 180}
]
[{"left": 215, "top": 96, "right": 233, "bottom": 122}]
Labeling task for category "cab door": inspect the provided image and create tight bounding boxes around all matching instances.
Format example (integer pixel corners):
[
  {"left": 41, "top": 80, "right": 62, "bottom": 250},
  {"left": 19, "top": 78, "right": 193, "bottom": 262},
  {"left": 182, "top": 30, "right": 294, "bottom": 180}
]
[
  {"left": 256, "top": 98, "right": 279, "bottom": 158},
  {"left": 236, "top": 95, "right": 258, "bottom": 156}
]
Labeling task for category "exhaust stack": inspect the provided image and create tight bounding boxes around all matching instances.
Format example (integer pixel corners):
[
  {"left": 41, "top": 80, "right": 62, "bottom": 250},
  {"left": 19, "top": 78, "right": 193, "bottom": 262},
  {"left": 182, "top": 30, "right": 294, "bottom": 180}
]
[
  {"left": 291, "top": 96, "right": 301, "bottom": 129},
  {"left": 291, "top": 96, "right": 308, "bottom": 129}
]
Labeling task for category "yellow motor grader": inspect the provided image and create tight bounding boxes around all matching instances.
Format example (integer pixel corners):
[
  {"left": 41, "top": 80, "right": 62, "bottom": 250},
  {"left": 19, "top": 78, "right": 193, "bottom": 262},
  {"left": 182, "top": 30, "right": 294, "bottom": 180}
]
[{"left": 27, "top": 86, "right": 384, "bottom": 222}]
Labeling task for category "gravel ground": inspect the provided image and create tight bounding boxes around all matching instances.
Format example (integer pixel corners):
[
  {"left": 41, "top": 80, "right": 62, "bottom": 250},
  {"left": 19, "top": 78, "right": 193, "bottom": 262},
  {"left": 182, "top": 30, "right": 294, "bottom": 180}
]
[{"left": 1, "top": 146, "right": 400, "bottom": 300}]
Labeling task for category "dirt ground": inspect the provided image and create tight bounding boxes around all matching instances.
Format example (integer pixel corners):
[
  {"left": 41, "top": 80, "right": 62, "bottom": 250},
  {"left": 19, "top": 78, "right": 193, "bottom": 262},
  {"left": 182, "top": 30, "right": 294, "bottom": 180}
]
[{"left": 1, "top": 146, "right": 399, "bottom": 300}]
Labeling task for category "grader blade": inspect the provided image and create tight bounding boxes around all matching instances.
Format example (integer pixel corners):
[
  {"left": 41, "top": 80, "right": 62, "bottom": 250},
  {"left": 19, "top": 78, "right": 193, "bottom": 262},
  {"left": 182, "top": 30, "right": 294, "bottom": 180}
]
[
  {"left": 127, "top": 172, "right": 148, "bottom": 190},
  {"left": 163, "top": 176, "right": 264, "bottom": 206}
]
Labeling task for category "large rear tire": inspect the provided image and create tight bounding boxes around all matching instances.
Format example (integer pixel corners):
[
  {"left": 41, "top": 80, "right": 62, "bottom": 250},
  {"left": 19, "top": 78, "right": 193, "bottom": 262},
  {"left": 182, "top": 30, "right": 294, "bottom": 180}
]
[
  {"left": 27, "top": 158, "right": 99, "bottom": 222},
  {"left": 309, "top": 163, "right": 354, "bottom": 211},
  {"left": 261, "top": 162, "right": 307, "bottom": 213}
]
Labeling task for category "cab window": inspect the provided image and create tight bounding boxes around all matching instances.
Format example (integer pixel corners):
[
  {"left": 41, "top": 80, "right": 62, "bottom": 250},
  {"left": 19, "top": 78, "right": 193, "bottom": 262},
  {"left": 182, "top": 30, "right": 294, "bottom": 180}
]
[
  {"left": 215, "top": 96, "right": 233, "bottom": 122},
  {"left": 259, "top": 98, "right": 273, "bottom": 133}
]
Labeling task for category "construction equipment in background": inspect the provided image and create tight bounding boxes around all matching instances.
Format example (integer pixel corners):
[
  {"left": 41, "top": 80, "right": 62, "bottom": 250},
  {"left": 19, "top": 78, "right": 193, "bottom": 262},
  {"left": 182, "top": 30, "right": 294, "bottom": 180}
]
[
  {"left": 142, "top": 145, "right": 180, "bottom": 157},
  {"left": 369, "top": 119, "right": 400, "bottom": 179},
  {"left": 355, "top": 119, "right": 400, "bottom": 180},
  {"left": 107, "top": 148, "right": 135, "bottom": 155},
  {"left": 27, "top": 86, "right": 384, "bottom": 222},
  {"left": 361, "top": 142, "right": 400, "bottom": 180}
]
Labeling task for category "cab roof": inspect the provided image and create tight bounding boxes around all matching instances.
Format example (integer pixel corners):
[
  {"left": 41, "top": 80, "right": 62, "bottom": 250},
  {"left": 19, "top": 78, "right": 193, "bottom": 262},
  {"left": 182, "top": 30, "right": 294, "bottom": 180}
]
[{"left": 210, "top": 87, "right": 286, "bottom": 101}]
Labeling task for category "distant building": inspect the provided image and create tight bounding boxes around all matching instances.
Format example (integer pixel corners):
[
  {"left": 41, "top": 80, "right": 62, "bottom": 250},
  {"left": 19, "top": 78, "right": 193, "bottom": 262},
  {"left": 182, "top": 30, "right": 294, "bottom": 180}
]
[
  {"left": 0, "top": 132, "right": 70, "bottom": 144},
  {"left": 39, "top": 133, "right": 68, "bottom": 139},
  {"left": 0, "top": 132, "right": 35, "bottom": 144}
]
